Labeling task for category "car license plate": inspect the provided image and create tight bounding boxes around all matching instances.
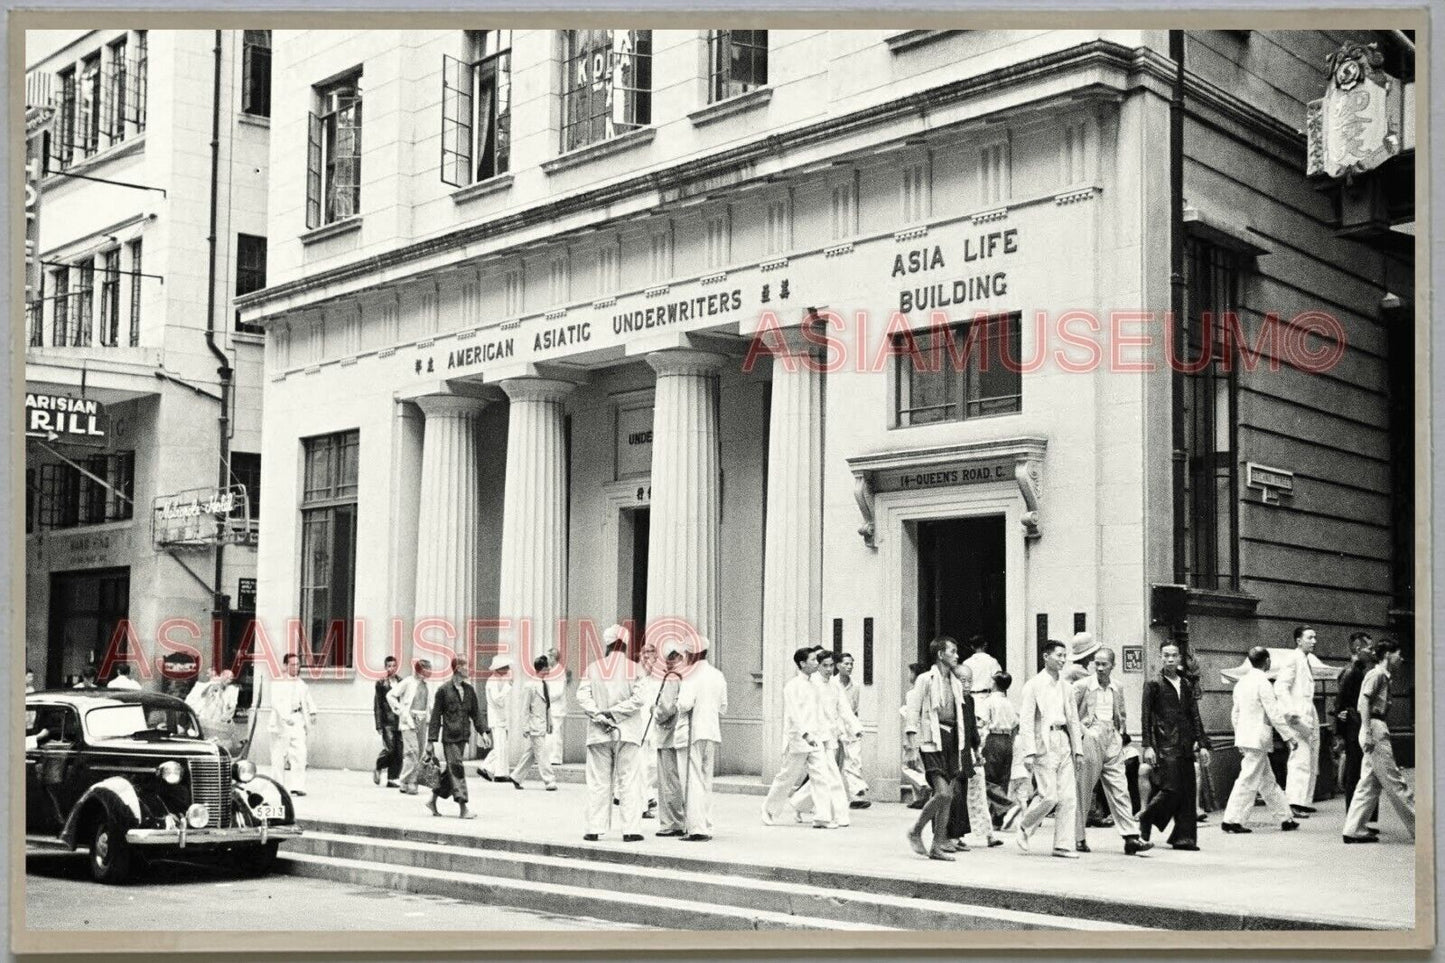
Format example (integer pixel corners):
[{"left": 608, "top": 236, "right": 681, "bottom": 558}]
[{"left": 252, "top": 804, "right": 285, "bottom": 820}]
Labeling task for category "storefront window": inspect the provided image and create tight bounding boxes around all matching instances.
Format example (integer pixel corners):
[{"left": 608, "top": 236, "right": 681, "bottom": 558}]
[{"left": 299, "top": 431, "right": 359, "bottom": 667}]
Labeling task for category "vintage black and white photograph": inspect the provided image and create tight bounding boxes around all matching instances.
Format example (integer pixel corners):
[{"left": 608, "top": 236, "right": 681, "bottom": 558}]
[{"left": 13, "top": 10, "right": 1430, "bottom": 953}]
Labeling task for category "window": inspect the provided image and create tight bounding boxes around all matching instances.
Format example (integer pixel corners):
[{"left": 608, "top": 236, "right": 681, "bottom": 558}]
[
  {"left": 79, "top": 53, "right": 102, "bottom": 158},
  {"left": 128, "top": 239, "right": 142, "bottom": 346},
  {"left": 299, "top": 431, "right": 359, "bottom": 667},
  {"left": 235, "top": 233, "right": 267, "bottom": 335},
  {"left": 1183, "top": 240, "right": 1240, "bottom": 591},
  {"left": 230, "top": 451, "right": 261, "bottom": 522},
  {"left": 26, "top": 468, "right": 35, "bottom": 534},
  {"left": 99, "top": 249, "right": 121, "bottom": 346},
  {"left": 28, "top": 272, "right": 44, "bottom": 347},
  {"left": 74, "top": 259, "right": 94, "bottom": 347},
  {"left": 130, "top": 31, "right": 148, "bottom": 132},
  {"left": 708, "top": 30, "right": 767, "bottom": 103},
  {"left": 242, "top": 30, "right": 272, "bottom": 117},
  {"left": 56, "top": 68, "right": 76, "bottom": 169},
  {"left": 894, "top": 314, "right": 1022, "bottom": 427},
  {"left": 51, "top": 268, "right": 70, "bottom": 347},
  {"left": 441, "top": 30, "right": 512, "bottom": 187},
  {"left": 561, "top": 30, "right": 652, "bottom": 152},
  {"left": 105, "top": 37, "right": 128, "bottom": 144},
  {"left": 37, "top": 452, "right": 134, "bottom": 529},
  {"left": 307, "top": 74, "right": 362, "bottom": 228}
]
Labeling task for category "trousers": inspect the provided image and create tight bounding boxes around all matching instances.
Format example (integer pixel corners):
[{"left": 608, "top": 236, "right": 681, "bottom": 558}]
[
  {"left": 480, "top": 727, "right": 510, "bottom": 778},
  {"left": 585, "top": 740, "right": 640, "bottom": 836},
  {"left": 1224, "top": 747, "right": 1290, "bottom": 825},
  {"left": 1018, "top": 730, "right": 1076, "bottom": 851},
  {"left": 1284, "top": 706, "right": 1319, "bottom": 807},
  {"left": 1139, "top": 747, "right": 1199, "bottom": 844},
  {"left": 1075, "top": 724, "right": 1138, "bottom": 841},
  {"left": 510, "top": 733, "right": 556, "bottom": 788},
  {"left": 439, "top": 740, "right": 469, "bottom": 804},
  {"left": 685, "top": 740, "right": 719, "bottom": 836},
  {"left": 269, "top": 719, "right": 308, "bottom": 792},
  {"left": 657, "top": 746, "right": 686, "bottom": 833},
  {"left": 790, "top": 740, "right": 850, "bottom": 826},
  {"left": 945, "top": 764, "right": 994, "bottom": 843},
  {"left": 981, "top": 732, "right": 1016, "bottom": 824},
  {"left": 375, "top": 725, "right": 402, "bottom": 780},
  {"left": 397, "top": 721, "right": 427, "bottom": 790},
  {"left": 765, "top": 746, "right": 835, "bottom": 826},
  {"left": 839, "top": 738, "right": 868, "bottom": 799},
  {"left": 1343, "top": 720, "right": 1414, "bottom": 838}
]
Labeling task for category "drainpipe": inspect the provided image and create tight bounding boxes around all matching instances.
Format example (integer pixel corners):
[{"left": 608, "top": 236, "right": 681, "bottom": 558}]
[
  {"left": 1168, "top": 30, "right": 1190, "bottom": 664},
  {"left": 205, "top": 29, "right": 234, "bottom": 661}
]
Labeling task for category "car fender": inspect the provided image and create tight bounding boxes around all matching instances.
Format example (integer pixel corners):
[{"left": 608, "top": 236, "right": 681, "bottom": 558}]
[
  {"left": 60, "top": 777, "right": 143, "bottom": 849},
  {"left": 233, "top": 773, "right": 296, "bottom": 824}
]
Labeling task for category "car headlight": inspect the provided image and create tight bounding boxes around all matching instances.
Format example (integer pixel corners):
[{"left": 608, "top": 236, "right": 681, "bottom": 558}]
[
  {"left": 185, "top": 803, "right": 209, "bottom": 829},
  {"left": 233, "top": 760, "right": 256, "bottom": 783},
  {"left": 157, "top": 761, "right": 184, "bottom": 785}
]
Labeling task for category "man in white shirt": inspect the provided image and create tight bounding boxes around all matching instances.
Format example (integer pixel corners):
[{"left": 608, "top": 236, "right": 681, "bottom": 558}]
[
  {"left": 835, "top": 653, "right": 869, "bottom": 807},
  {"left": 388, "top": 659, "right": 434, "bottom": 794},
  {"left": 187, "top": 669, "right": 240, "bottom": 745},
  {"left": 675, "top": 636, "right": 728, "bottom": 841},
  {"left": 1342, "top": 638, "right": 1414, "bottom": 843},
  {"left": 1072, "top": 648, "right": 1150, "bottom": 855},
  {"left": 1015, "top": 640, "right": 1085, "bottom": 858},
  {"left": 652, "top": 643, "right": 687, "bottom": 837},
  {"left": 789, "top": 650, "right": 857, "bottom": 827},
  {"left": 545, "top": 646, "right": 570, "bottom": 767},
  {"left": 575, "top": 626, "right": 650, "bottom": 842},
  {"left": 267, "top": 653, "right": 317, "bottom": 795},
  {"left": 1222, "top": 647, "right": 1299, "bottom": 834},
  {"left": 762, "top": 647, "right": 837, "bottom": 829},
  {"left": 478, "top": 655, "right": 513, "bottom": 782},
  {"left": 107, "top": 663, "right": 142, "bottom": 690},
  {"left": 1273, "top": 625, "right": 1321, "bottom": 816},
  {"left": 960, "top": 635, "right": 1002, "bottom": 714}
]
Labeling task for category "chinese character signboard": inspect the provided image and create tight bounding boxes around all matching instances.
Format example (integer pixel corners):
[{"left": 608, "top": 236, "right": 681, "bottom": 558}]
[
  {"left": 153, "top": 486, "right": 251, "bottom": 548},
  {"left": 1306, "top": 43, "right": 1403, "bottom": 179},
  {"left": 1122, "top": 645, "right": 1144, "bottom": 674}
]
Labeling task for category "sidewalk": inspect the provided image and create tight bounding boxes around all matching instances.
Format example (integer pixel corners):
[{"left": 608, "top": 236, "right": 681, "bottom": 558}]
[{"left": 284, "top": 766, "right": 1416, "bottom": 931}]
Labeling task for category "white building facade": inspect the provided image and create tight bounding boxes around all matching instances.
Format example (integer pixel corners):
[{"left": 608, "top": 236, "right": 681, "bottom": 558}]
[{"left": 239, "top": 28, "right": 1413, "bottom": 793}]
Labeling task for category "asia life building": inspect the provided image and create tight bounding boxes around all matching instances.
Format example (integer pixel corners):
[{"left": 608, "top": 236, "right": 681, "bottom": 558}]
[{"left": 237, "top": 28, "right": 1416, "bottom": 792}]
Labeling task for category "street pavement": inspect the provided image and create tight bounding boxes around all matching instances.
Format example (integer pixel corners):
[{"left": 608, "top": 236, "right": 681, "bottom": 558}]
[
  {"left": 25, "top": 852, "right": 653, "bottom": 931},
  {"left": 280, "top": 765, "right": 1416, "bottom": 930}
]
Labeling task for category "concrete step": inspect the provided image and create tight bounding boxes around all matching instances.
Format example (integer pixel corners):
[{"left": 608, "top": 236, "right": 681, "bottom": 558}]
[
  {"left": 286, "top": 830, "right": 1135, "bottom": 932},
  {"left": 276, "top": 849, "right": 895, "bottom": 931},
  {"left": 548, "top": 763, "right": 768, "bottom": 796}
]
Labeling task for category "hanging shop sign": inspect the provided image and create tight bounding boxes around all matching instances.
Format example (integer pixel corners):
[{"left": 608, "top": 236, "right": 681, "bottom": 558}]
[
  {"left": 1306, "top": 43, "right": 1404, "bottom": 179},
  {"left": 26, "top": 393, "right": 109, "bottom": 446},
  {"left": 152, "top": 485, "right": 251, "bottom": 548}
]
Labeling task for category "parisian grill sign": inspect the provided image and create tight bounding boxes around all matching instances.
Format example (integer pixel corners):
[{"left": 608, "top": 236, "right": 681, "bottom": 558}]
[{"left": 25, "top": 393, "right": 108, "bottom": 444}]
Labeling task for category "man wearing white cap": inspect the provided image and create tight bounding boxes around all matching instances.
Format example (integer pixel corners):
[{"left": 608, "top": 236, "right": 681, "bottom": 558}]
[
  {"left": 653, "top": 641, "right": 688, "bottom": 837},
  {"left": 675, "top": 636, "right": 728, "bottom": 841},
  {"left": 576, "top": 626, "right": 649, "bottom": 842},
  {"left": 478, "top": 655, "right": 514, "bottom": 784}
]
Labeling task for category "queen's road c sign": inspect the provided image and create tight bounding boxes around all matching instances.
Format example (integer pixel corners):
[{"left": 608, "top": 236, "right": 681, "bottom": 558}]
[{"left": 25, "top": 393, "right": 108, "bottom": 446}]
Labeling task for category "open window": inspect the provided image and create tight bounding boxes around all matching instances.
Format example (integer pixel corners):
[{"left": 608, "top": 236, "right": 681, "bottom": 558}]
[
  {"left": 441, "top": 30, "right": 512, "bottom": 187},
  {"left": 307, "top": 73, "right": 363, "bottom": 228}
]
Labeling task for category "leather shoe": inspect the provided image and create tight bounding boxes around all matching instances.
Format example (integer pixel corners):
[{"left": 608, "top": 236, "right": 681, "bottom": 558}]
[
  {"left": 622, "top": 834, "right": 644, "bottom": 842},
  {"left": 1294, "top": 804, "right": 1318, "bottom": 814},
  {"left": 1289, "top": 805, "right": 1312, "bottom": 819},
  {"left": 1281, "top": 820, "right": 1300, "bottom": 832},
  {"left": 1342, "top": 834, "right": 1378, "bottom": 844},
  {"left": 1221, "top": 822, "right": 1252, "bottom": 834},
  {"left": 1171, "top": 842, "right": 1200, "bottom": 851},
  {"left": 583, "top": 833, "right": 600, "bottom": 841},
  {"left": 655, "top": 829, "right": 684, "bottom": 837},
  {"left": 1075, "top": 840, "right": 1091, "bottom": 853},
  {"left": 683, "top": 834, "right": 712, "bottom": 842},
  {"left": 850, "top": 800, "right": 872, "bottom": 809},
  {"left": 1124, "top": 836, "right": 1153, "bottom": 855}
]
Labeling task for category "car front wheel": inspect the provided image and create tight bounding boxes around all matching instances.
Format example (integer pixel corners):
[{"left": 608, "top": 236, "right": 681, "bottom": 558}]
[{"left": 89, "top": 818, "right": 132, "bottom": 884}]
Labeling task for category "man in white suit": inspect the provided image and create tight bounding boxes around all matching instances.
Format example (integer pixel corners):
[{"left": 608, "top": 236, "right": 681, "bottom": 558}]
[
  {"left": 675, "top": 636, "right": 727, "bottom": 841},
  {"left": 790, "top": 650, "right": 858, "bottom": 828},
  {"left": 1274, "top": 626, "right": 1321, "bottom": 816},
  {"left": 1222, "top": 647, "right": 1300, "bottom": 834},
  {"left": 1015, "top": 640, "right": 1085, "bottom": 858},
  {"left": 1072, "top": 648, "right": 1151, "bottom": 855},
  {"left": 762, "top": 647, "right": 836, "bottom": 829},
  {"left": 267, "top": 653, "right": 318, "bottom": 796},
  {"left": 575, "top": 629, "right": 649, "bottom": 842}
]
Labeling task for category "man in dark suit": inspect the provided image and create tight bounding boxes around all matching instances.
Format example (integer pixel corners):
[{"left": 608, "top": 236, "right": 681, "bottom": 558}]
[
  {"left": 1138, "top": 642, "right": 1214, "bottom": 850},
  {"left": 427, "top": 656, "right": 492, "bottom": 819},
  {"left": 373, "top": 656, "right": 403, "bottom": 787},
  {"left": 1333, "top": 633, "right": 1375, "bottom": 809}
]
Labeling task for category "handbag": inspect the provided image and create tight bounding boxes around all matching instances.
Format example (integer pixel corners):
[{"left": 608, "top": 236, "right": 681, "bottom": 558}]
[{"left": 417, "top": 751, "right": 443, "bottom": 790}]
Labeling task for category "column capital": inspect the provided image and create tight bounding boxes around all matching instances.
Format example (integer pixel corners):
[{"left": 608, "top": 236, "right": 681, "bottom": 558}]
[
  {"left": 499, "top": 377, "right": 579, "bottom": 405},
  {"left": 646, "top": 348, "right": 728, "bottom": 378},
  {"left": 413, "top": 393, "right": 489, "bottom": 420}
]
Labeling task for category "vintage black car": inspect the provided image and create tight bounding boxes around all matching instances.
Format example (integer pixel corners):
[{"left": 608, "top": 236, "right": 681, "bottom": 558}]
[{"left": 25, "top": 690, "right": 302, "bottom": 883}]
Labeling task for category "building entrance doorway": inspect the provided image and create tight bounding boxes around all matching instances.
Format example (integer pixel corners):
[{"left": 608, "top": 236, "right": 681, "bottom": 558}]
[
  {"left": 914, "top": 516, "right": 1007, "bottom": 673},
  {"left": 47, "top": 567, "right": 130, "bottom": 689},
  {"left": 619, "top": 506, "right": 650, "bottom": 657}
]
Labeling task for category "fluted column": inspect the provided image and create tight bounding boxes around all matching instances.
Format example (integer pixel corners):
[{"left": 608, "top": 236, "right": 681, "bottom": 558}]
[
  {"left": 413, "top": 394, "right": 489, "bottom": 654},
  {"left": 761, "top": 341, "right": 823, "bottom": 773},
  {"left": 496, "top": 378, "right": 575, "bottom": 757},
  {"left": 645, "top": 350, "right": 725, "bottom": 655}
]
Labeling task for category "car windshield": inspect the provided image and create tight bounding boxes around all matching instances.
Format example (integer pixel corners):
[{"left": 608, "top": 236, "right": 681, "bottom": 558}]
[{"left": 86, "top": 703, "right": 204, "bottom": 741}]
